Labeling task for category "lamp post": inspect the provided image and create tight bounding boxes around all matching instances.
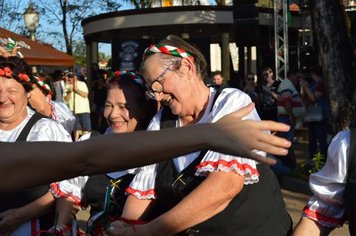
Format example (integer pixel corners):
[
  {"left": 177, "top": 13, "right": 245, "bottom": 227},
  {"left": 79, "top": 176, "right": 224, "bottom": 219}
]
[{"left": 23, "top": 3, "right": 39, "bottom": 41}]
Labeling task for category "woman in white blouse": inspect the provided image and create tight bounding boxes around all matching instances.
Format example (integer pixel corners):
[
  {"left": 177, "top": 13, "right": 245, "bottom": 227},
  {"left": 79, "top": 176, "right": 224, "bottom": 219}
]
[
  {"left": 110, "top": 35, "right": 292, "bottom": 236},
  {"left": 0, "top": 56, "right": 72, "bottom": 235}
]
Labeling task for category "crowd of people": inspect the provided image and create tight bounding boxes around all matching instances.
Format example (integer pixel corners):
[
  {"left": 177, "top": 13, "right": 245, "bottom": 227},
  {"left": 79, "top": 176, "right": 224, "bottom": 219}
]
[{"left": 0, "top": 34, "right": 354, "bottom": 236}]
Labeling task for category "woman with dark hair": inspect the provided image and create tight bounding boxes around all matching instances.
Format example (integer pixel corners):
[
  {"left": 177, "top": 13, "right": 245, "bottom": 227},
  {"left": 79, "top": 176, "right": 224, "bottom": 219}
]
[
  {"left": 48, "top": 71, "right": 157, "bottom": 235},
  {"left": 0, "top": 56, "right": 72, "bottom": 235},
  {"left": 111, "top": 35, "right": 292, "bottom": 236}
]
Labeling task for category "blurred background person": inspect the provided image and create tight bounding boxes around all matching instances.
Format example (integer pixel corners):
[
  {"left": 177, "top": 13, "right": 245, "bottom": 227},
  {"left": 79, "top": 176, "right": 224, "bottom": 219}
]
[
  {"left": 212, "top": 70, "right": 224, "bottom": 86},
  {"left": 272, "top": 69, "right": 305, "bottom": 176},
  {"left": 300, "top": 66, "right": 330, "bottom": 160},
  {"left": 64, "top": 73, "right": 91, "bottom": 141},
  {"left": 243, "top": 72, "right": 259, "bottom": 106},
  {"left": 257, "top": 67, "right": 280, "bottom": 121}
]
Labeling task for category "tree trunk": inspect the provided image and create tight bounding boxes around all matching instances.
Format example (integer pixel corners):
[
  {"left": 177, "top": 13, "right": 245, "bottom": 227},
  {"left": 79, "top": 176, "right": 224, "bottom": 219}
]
[{"left": 311, "top": 0, "right": 356, "bottom": 132}]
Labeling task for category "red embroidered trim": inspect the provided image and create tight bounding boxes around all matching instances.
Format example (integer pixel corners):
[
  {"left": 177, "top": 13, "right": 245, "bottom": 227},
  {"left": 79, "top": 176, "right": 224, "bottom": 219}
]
[
  {"left": 126, "top": 187, "right": 156, "bottom": 197},
  {"left": 50, "top": 182, "right": 82, "bottom": 206},
  {"left": 197, "top": 159, "right": 260, "bottom": 176},
  {"left": 303, "top": 206, "right": 344, "bottom": 226}
]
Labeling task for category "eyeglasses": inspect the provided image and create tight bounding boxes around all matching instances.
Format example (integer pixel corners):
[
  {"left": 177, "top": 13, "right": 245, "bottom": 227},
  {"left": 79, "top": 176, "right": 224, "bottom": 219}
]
[
  {"left": 146, "top": 67, "right": 171, "bottom": 100},
  {"left": 246, "top": 77, "right": 254, "bottom": 81}
]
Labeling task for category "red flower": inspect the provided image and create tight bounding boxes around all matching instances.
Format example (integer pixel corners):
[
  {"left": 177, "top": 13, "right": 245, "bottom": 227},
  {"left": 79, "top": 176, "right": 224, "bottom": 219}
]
[
  {"left": 0, "top": 67, "right": 13, "bottom": 77},
  {"left": 18, "top": 73, "right": 30, "bottom": 82}
]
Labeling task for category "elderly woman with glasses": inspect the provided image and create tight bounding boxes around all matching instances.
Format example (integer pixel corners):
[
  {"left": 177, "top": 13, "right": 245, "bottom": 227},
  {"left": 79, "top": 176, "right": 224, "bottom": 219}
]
[{"left": 108, "top": 35, "right": 292, "bottom": 236}]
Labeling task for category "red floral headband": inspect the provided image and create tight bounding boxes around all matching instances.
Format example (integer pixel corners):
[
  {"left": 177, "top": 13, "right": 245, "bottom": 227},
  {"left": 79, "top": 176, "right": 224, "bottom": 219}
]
[{"left": 0, "top": 66, "right": 30, "bottom": 82}]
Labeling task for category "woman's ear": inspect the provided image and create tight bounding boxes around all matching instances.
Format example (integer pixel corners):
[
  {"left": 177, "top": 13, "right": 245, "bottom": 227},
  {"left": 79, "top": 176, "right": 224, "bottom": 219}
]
[{"left": 179, "top": 57, "right": 194, "bottom": 75}]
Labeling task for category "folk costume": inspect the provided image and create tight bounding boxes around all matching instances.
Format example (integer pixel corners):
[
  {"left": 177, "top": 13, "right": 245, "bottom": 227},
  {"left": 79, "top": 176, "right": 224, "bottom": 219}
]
[
  {"left": 50, "top": 128, "right": 139, "bottom": 236},
  {"left": 127, "top": 87, "right": 292, "bottom": 235}
]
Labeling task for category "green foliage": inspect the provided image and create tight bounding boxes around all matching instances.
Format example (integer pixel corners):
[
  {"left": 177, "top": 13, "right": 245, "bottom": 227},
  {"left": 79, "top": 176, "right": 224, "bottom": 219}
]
[{"left": 291, "top": 152, "right": 326, "bottom": 181}]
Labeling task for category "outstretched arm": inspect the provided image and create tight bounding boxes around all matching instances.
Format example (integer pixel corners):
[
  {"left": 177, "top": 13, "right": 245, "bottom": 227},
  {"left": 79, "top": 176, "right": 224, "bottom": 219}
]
[{"left": 0, "top": 103, "right": 291, "bottom": 192}]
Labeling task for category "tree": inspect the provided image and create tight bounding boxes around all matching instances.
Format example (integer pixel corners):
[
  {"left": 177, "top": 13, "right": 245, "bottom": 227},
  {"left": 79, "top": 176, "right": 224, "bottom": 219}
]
[
  {"left": 0, "top": 0, "right": 27, "bottom": 34},
  {"left": 310, "top": 0, "right": 356, "bottom": 132},
  {"left": 124, "top": 0, "right": 156, "bottom": 8},
  {"left": 36, "top": 0, "right": 122, "bottom": 55}
]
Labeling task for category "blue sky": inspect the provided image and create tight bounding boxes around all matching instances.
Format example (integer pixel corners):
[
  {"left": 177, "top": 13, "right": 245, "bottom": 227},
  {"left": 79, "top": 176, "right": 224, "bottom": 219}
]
[{"left": 20, "top": 0, "right": 133, "bottom": 56}]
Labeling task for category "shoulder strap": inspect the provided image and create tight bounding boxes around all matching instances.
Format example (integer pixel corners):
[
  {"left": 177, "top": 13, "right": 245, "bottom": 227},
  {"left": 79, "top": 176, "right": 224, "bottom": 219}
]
[
  {"left": 210, "top": 85, "right": 229, "bottom": 112},
  {"left": 348, "top": 128, "right": 356, "bottom": 178},
  {"left": 16, "top": 112, "right": 47, "bottom": 142}
]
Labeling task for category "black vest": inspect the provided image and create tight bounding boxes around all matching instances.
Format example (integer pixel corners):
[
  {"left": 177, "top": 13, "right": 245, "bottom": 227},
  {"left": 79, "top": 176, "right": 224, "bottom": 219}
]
[
  {"left": 149, "top": 88, "right": 292, "bottom": 235},
  {"left": 345, "top": 128, "right": 356, "bottom": 235}
]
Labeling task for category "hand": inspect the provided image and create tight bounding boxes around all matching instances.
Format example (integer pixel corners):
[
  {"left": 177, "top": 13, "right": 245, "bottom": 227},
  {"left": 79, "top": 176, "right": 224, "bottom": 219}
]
[
  {"left": 105, "top": 220, "right": 136, "bottom": 236},
  {"left": 0, "top": 208, "right": 27, "bottom": 235},
  {"left": 213, "top": 103, "right": 291, "bottom": 165}
]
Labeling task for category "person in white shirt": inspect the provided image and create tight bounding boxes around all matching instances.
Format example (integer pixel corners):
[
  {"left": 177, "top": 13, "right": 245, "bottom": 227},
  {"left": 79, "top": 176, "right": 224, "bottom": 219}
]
[{"left": 0, "top": 56, "right": 72, "bottom": 236}]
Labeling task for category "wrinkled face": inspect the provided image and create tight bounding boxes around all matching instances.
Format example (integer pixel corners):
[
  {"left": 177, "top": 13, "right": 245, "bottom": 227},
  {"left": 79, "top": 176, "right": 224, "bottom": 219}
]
[
  {"left": 103, "top": 84, "right": 142, "bottom": 133},
  {"left": 212, "top": 74, "right": 223, "bottom": 85},
  {"left": 0, "top": 77, "right": 29, "bottom": 127},
  {"left": 144, "top": 56, "right": 191, "bottom": 117}
]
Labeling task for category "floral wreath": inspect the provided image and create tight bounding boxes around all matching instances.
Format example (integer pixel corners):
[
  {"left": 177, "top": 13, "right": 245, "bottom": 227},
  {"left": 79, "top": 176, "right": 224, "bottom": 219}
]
[
  {"left": 32, "top": 76, "right": 52, "bottom": 95},
  {"left": 0, "top": 66, "right": 30, "bottom": 82}
]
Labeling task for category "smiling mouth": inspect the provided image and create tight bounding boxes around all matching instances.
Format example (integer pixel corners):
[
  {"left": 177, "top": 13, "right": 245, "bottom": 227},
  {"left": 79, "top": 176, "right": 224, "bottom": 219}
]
[{"left": 110, "top": 121, "right": 125, "bottom": 128}]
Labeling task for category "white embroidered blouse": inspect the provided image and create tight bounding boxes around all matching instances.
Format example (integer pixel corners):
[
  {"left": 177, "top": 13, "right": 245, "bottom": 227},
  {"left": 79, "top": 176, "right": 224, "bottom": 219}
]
[
  {"left": 302, "top": 130, "right": 350, "bottom": 228},
  {"left": 127, "top": 87, "right": 265, "bottom": 199},
  {"left": 0, "top": 106, "right": 72, "bottom": 142}
]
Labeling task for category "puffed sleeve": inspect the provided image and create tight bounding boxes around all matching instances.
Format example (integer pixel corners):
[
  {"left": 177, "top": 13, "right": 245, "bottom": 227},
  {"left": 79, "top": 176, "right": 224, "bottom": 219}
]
[
  {"left": 195, "top": 88, "right": 262, "bottom": 184},
  {"left": 126, "top": 112, "right": 162, "bottom": 199},
  {"left": 302, "top": 130, "right": 350, "bottom": 228},
  {"left": 51, "top": 101, "right": 76, "bottom": 134},
  {"left": 27, "top": 117, "right": 72, "bottom": 142},
  {"left": 126, "top": 164, "right": 158, "bottom": 199},
  {"left": 50, "top": 176, "right": 89, "bottom": 206}
]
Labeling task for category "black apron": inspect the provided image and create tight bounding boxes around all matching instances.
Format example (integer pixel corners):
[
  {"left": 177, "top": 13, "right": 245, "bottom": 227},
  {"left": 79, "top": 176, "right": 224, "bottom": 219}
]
[{"left": 148, "top": 88, "right": 292, "bottom": 235}]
